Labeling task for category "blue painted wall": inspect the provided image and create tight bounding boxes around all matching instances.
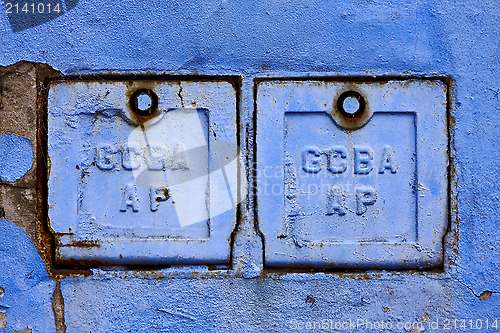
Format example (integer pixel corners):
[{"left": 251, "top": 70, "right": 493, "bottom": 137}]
[
  {"left": 0, "top": 134, "right": 33, "bottom": 182},
  {"left": 0, "top": 0, "right": 499, "bottom": 332}
]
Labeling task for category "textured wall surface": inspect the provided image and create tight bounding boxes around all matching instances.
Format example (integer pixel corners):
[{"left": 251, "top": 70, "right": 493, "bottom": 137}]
[{"left": 0, "top": 0, "right": 499, "bottom": 332}]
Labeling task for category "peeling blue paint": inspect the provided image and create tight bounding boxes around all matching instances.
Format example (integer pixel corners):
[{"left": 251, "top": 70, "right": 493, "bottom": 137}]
[
  {"left": 0, "top": 134, "right": 33, "bottom": 182},
  {"left": 0, "top": 218, "right": 56, "bottom": 332},
  {"left": 0, "top": 0, "right": 498, "bottom": 331}
]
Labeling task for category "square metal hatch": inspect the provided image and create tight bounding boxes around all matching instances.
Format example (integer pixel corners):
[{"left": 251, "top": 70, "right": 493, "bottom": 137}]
[
  {"left": 47, "top": 79, "right": 239, "bottom": 266},
  {"left": 256, "top": 79, "right": 448, "bottom": 270}
]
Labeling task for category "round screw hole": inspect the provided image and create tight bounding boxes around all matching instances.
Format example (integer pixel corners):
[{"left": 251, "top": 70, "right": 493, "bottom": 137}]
[
  {"left": 337, "top": 91, "right": 366, "bottom": 119},
  {"left": 130, "top": 89, "right": 158, "bottom": 116}
]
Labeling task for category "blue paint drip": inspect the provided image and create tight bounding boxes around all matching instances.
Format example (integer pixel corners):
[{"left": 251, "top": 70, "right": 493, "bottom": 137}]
[{"left": 0, "top": 133, "right": 33, "bottom": 182}]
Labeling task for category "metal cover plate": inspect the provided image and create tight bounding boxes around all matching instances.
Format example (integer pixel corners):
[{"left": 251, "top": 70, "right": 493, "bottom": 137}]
[
  {"left": 257, "top": 79, "right": 448, "bottom": 269},
  {"left": 48, "top": 80, "right": 238, "bottom": 265}
]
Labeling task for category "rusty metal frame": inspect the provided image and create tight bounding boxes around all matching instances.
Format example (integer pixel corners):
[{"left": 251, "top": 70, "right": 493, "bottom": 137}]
[
  {"left": 37, "top": 74, "right": 242, "bottom": 276},
  {"left": 252, "top": 75, "right": 455, "bottom": 275}
]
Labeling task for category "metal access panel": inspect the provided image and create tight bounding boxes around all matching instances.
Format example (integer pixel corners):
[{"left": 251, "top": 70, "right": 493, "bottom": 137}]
[
  {"left": 47, "top": 79, "right": 239, "bottom": 266},
  {"left": 257, "top": 79, "right": 448, "bottom": 270}
]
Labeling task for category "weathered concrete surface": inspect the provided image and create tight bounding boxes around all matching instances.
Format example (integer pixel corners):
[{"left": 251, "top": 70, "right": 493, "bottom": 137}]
[
  {"left": 0, "top": 63, "right": 39, "bottom": 243},
  {"left": 0, "top": 63, "right": 61, "bottom": 332},
  {"left": 59, "top": 271, "right": 500, "bottom": 333}
]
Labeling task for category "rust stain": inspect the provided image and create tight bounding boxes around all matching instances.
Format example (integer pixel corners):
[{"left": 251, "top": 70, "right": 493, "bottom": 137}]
[
  {"left": 331, "top": 85, "right": 372, "bottom": 131},
  {"left": 46, "top": 155, "right": 51, "bottom": 179},
  {"left": 61, "top": 240, "right": 100, "bottom": 248},
  {"left": 444, "top": 76, "right": 458, "bottom": 264},
  {"left": 124, "top": 81, "right": 161, "bottom": 126},
  {"left": 34, "top": 62, "right": 75, "bottom": 279},
  {"left": 479, "top": 291, "right": 492, "bottom": 301},
  {"left": 162, "top": 188, "right": 170, "bottom": 201}
]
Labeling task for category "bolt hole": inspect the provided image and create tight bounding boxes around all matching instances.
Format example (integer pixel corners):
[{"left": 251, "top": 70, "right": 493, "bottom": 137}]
[
  {"left": 130, "top": 89, "right": 158, "bottom": 116},
  {"left": 343, "top": 96, "right": 360, "bottom": 115},
  {"left": 337, "top": 91, "right": 366, "bottom": 119}
]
